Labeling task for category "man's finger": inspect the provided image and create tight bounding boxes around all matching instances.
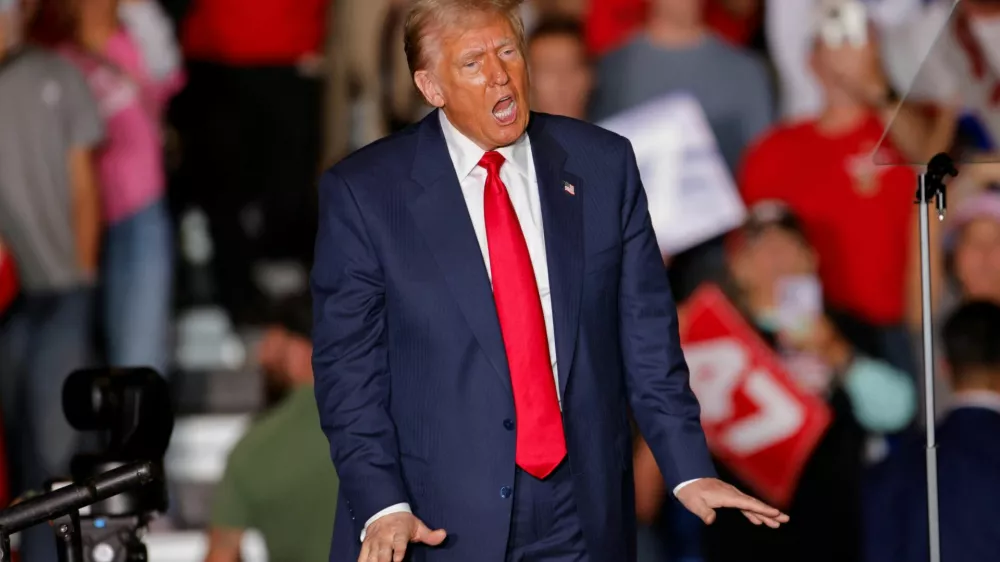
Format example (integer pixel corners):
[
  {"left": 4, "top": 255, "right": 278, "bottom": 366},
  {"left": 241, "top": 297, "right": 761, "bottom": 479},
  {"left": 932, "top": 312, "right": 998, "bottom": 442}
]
[
  {"left": 358, "top": 539, "right": 371, "bottom": 562},
  {"left": 742, "top": 510, "right": 763, "bottom": 526},
  {"left": 391, "top": 533, "right": 409, "bottom": 562},
  {"left": 757, "top": 514, "right": 785, "bottom": 529},
  {"left": 377, "top": 542, "right": 394, "bottom": 562},
  {"left": 690, "top": 499, "right": 717, "bottom": 525},
  {"left": 714, "top": 492, "right": 783, "bottom": 519},
  {"left": 414, "top": 524, "right": 447, "bottom": 546}
]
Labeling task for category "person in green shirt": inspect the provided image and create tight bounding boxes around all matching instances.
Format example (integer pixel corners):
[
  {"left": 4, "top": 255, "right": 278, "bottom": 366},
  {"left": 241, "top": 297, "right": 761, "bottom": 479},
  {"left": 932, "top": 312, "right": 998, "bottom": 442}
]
[{"left": 205, "top": 296, "right": 339, "bottom": 562}]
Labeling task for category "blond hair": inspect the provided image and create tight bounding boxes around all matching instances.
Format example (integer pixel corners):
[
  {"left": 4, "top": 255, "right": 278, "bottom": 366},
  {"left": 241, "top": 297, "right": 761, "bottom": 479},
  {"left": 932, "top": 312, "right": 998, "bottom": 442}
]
[{"left": 403, "top": 0, "right": 526, "bottom": 75}]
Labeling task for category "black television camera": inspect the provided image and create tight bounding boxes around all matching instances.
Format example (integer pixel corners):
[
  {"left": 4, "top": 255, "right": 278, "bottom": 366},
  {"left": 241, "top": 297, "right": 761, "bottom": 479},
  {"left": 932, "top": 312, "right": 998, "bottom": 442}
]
[{"left": 0, "top": 368, "right": 173, "bottom": 562}]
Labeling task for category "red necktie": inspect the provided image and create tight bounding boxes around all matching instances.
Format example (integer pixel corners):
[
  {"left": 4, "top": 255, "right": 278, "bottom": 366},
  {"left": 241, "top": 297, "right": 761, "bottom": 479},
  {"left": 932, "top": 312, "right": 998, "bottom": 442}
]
[{"left": 479, "top": 151, "right": 567, "bottom": 479}]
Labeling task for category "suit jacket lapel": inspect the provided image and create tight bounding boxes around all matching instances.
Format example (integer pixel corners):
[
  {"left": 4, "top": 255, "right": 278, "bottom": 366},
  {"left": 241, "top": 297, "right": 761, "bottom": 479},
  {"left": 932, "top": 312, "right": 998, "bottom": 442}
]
[
  {"left": 528, "top": 115, "right": 583, "bottom": 400},
  {"left": 407, "top": 111, "right": 512, "bottom": 392}
]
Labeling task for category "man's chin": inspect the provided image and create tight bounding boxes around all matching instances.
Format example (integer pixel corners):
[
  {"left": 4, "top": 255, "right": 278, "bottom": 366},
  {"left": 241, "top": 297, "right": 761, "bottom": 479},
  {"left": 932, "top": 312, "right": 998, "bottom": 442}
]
[{"left": 487, "top": 118, "right": 528, "bottom": 146}]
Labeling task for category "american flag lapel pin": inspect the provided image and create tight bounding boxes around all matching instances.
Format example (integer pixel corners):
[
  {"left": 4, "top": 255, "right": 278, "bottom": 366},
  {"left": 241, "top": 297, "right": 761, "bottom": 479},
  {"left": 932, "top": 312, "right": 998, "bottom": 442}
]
[{"left": 563, "top": 181, "right": 575, "bottom": 196}]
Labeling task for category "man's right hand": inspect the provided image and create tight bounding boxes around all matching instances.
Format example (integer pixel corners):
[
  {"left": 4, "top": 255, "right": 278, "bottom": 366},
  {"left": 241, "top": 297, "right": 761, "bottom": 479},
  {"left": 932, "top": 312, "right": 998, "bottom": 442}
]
[{"left": 359, "top": 512, "right": 446, "bottom": 562}]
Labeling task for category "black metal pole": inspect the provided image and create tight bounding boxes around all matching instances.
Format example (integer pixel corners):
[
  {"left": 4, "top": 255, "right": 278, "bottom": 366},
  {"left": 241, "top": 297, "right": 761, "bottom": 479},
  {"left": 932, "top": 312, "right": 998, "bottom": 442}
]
[
  {"left": 54, "top": 511, "right": 84, "bottom": 562},
  {"left": 0, "top": 461, "right": 154, "bottom": 535}
]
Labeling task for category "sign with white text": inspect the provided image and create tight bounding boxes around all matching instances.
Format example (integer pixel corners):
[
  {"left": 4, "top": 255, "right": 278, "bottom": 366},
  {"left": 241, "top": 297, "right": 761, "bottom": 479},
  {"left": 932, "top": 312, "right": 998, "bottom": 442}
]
[
  {"left": 598, "top": 93, "right": 746, "bottom": 255},
  {"left": 680, "top": 284, "right": 831, "bottom": 508}
]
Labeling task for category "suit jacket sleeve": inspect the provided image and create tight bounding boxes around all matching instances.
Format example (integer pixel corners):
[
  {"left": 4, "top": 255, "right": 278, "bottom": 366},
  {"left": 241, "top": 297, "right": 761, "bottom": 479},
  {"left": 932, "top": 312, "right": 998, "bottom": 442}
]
[
  {"left": 311, "top": 171, "right": 409, "bottom": 532},
  {"left": 617, "top": 141, "right": 717, "bottom": 490}
]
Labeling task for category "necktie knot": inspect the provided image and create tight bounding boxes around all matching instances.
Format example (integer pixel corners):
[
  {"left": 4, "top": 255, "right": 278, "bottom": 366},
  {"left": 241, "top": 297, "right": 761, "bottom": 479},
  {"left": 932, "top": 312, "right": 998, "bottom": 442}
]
[{"left": 478, "top": 151, "right": 506, "bottom": 176}]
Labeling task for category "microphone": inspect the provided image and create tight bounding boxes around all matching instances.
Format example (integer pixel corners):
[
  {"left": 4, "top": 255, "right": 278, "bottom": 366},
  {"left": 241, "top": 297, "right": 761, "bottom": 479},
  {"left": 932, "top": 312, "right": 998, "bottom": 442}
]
[{"left": 924, "top": 153, "right": 958, "bottom": 221}]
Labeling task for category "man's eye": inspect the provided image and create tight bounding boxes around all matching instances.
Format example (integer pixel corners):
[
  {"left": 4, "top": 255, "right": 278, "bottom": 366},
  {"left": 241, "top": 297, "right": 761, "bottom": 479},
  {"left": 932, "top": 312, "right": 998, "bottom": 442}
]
[{"left": 464, "top": 61, "right": 478, "bottom": 69}]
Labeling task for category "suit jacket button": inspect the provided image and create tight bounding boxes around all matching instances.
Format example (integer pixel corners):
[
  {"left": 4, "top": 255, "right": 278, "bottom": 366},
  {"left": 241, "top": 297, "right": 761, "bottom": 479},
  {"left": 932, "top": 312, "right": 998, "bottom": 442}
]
[
  {"left": 500, "top": 486, "right": 512, "bottom": 499},
  {"left": 503, "top": 419, "right": 514, "bottom": 430}
]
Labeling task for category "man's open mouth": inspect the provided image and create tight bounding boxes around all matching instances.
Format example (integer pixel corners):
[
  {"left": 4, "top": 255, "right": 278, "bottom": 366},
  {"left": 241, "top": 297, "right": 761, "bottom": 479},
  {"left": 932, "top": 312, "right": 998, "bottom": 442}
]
[{"left": 492, "top": 96, "right": 517, "bottom": 125}]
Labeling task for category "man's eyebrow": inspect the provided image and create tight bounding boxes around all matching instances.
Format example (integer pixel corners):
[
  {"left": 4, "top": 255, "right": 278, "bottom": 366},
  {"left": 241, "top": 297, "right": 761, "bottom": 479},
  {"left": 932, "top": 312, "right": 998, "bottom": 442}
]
[
  {"left": 457, "top": 38, "right": 517, "bottom": 61},
  {"left": 458, "top": 47, "right": 487, "bottom": 60}
]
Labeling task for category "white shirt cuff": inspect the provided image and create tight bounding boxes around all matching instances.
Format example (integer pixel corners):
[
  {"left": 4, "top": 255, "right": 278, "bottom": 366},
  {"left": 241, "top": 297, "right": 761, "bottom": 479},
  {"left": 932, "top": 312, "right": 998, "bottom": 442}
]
[
  {"left": 673, "top": 478, "right": 701, "bottom": 496},
  {"left": 361, "top": 481, "right": 699, "bottom": 540},
  {"left": 360, "top": 503, "right": 412, "bottom": 541}
]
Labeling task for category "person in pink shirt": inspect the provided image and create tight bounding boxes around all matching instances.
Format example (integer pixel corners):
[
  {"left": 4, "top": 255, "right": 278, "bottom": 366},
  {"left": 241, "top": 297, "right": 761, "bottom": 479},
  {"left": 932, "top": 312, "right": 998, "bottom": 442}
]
[{"left": 59, "top": 0, "right": 183, "bottom": 376}]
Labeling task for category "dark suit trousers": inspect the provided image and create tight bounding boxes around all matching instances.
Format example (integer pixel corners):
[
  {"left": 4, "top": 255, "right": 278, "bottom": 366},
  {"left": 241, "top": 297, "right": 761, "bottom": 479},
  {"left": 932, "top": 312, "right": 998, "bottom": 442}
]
[{"left": 505, "top": 462, "right": 589, "bottom": 562}]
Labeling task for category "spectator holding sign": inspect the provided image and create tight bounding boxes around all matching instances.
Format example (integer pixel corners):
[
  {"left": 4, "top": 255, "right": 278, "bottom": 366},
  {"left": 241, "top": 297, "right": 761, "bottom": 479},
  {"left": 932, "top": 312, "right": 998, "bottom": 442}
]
[
  {"left": 590, "top": 0, "right": 774, "bottom": 308},
  {"left": 634, "top": 201, "right": 916, "bottom": 562},
  {"left": 589, "top": 0, "right": 773, "bottom": 173}
]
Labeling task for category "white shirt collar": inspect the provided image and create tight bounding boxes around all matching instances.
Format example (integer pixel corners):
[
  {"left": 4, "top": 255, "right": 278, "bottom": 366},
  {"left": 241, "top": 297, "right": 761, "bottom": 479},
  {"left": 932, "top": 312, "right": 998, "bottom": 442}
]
[
  {"left": 438, "top": 110, "right": 532, "bottom": 181},
  {"left": 949, "top": 390, "right": 1000, "bottom": 416}
]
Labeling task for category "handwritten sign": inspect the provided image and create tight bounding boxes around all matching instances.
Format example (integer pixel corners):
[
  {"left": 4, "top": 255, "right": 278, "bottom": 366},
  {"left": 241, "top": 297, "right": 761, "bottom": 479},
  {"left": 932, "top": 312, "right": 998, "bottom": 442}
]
[
  {"left": 598, "top": 93, "right": 746, "bottom": 255},
  {"left": 680, "top": 284, "right": 831, "bottom": 508}
]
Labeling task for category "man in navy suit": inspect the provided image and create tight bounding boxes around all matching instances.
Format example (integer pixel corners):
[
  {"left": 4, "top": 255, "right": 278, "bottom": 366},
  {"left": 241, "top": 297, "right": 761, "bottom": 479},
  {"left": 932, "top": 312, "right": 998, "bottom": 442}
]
[
  {"left": 311, "top": 0, "right": 788, "bottom": 560},
  {"left": 863, "top": 300, "right": 1000, "bottom": 562}
]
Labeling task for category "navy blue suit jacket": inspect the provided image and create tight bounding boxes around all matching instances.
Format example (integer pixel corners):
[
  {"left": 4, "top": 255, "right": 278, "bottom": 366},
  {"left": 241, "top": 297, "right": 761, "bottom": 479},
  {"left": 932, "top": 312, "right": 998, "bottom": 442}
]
[
  {"left": 863, "top": 406, "right": 1000, "bottom": 562},
  {"left": 311, "top": 111, "right": 715, "bottom": 562}
]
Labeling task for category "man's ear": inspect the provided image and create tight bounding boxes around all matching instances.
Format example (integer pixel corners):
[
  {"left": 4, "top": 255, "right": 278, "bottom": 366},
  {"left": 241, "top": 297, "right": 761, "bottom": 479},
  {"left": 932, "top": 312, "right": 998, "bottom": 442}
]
[{"left": 414, "top": 70, "right": 445, "bottom": 108}]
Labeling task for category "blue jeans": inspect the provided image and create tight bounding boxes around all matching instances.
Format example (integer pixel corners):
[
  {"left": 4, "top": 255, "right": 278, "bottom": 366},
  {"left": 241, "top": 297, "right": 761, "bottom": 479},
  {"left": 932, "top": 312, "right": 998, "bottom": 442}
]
[
  {"left": 102, "top": 199, "right": 174, "bottom": 377},
  {"left": 0, "top": 288, "right": 95, "bottom": 562}
]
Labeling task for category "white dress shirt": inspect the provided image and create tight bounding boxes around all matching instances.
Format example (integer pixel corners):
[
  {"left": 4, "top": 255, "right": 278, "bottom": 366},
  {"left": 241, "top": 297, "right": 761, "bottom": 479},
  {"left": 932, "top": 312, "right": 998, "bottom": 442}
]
[{"left": 360, "top": 111, "right": 696, "bottom": 541}]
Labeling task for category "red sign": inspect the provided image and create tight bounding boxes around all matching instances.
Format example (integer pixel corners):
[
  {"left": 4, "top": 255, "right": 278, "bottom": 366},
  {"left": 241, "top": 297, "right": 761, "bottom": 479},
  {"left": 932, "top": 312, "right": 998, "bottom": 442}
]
[
  {"left": 680, "top": 284, "right": 832, "bottom": 508},
  {"left": 0, "top": 241, "right": 18, "bottom": 316}
]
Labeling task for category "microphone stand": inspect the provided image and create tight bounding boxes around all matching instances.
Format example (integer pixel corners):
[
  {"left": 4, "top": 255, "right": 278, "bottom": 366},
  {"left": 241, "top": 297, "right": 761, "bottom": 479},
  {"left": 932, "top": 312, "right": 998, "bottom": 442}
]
[{"left": 915, "top": 153, "right": 957, "bottom": 562}]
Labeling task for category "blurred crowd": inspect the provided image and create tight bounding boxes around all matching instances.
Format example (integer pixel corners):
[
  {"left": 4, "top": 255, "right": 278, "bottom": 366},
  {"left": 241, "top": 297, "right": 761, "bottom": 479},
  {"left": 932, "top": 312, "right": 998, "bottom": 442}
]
[{"left": 2, "top": 0, "right": 1000, "bottom": 560}]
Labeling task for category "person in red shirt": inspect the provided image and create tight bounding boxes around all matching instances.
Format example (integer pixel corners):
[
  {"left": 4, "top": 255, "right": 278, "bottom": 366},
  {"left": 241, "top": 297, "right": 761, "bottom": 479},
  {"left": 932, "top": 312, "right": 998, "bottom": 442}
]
[
  {"left": 583, "top": 0, "right": 762, "bottom": 58},
  {"left": 740, "top": 18, "right": 935, "bottom": 375}
]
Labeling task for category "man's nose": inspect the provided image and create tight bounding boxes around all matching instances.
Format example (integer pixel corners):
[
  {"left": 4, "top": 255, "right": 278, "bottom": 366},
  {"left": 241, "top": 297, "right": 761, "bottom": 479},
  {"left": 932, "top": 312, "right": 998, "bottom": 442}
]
[{"left": 487, "top": 57, "right": 511, "bottom": 87}]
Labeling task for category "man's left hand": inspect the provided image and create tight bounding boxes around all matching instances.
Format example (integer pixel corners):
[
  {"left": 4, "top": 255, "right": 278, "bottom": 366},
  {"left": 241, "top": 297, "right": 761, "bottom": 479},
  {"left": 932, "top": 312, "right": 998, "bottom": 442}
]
[{"left": 675, "top": 478, "right": 790, "bottom": 528}]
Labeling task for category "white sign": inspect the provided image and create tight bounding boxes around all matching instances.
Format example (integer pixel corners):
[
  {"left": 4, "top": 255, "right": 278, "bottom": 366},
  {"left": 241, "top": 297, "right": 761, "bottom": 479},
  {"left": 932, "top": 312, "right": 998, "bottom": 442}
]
[{"left": 599, "top": 93, "right": 746, "bottom": 255}]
